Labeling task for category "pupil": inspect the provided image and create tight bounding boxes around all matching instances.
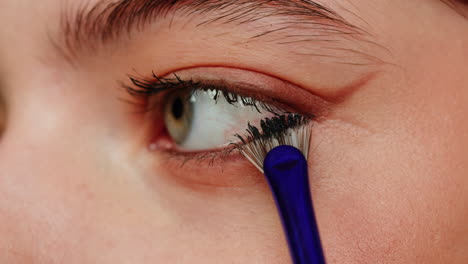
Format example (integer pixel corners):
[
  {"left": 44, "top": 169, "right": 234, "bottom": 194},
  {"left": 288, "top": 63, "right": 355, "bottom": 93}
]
[{"left": 172, "top": 97, "right": 184, "bottom": 120}]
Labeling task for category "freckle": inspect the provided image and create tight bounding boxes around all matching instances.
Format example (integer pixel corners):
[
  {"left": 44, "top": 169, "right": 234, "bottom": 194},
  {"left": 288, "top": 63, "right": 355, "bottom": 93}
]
[
  {"left": 86, "top": 192, "right": 95, "bottom": 201},
  {"left": 76, "top": 183, "right": 94, "bottom": 201},
  {"left": 76, "top": 183, "right": 88, "bottom": 191},
  {"left": 106, "top": 239, "right": 116, "bottom": 250}
]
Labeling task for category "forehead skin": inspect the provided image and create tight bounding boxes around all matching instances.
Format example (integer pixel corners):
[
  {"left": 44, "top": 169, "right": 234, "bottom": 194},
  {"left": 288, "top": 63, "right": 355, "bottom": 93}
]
[{"left": 0, "top": 0, "right": 468, "bottom": 263}]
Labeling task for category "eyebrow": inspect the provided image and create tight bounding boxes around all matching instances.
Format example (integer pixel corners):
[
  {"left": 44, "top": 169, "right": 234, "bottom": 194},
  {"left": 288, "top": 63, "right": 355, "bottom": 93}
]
[{"left": 57, "top": 0, "right": 367, "bottom": 61}]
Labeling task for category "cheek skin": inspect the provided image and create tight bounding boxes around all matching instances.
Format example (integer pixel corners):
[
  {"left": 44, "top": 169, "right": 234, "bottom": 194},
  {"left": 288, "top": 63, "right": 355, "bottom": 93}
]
[
  {"left": 310, "top": 115, "right": 468, "bottom": 263},
  {"left": 146, "top": 170, "right": 293, "bottom": 263},
  {"left": 138, "top": 148, "right": 293, "bottom": 263},
  {"left": 302, "top": 1, "right": 468, "bottom": 263}
]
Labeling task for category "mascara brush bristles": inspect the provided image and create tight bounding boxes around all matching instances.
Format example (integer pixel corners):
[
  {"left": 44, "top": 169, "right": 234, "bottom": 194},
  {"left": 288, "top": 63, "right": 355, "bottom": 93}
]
[{"left": 235, "top": 114, "right": 312, "bottom": 173}]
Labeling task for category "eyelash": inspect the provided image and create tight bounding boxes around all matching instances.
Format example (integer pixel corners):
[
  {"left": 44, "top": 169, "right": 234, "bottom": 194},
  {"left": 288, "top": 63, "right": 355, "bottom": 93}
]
[
  {"left": 125, "top": 72, "right": 284, "bottom": 115},
  {"left": 123, "top": 71, "right": 313, "bottom": 164}
]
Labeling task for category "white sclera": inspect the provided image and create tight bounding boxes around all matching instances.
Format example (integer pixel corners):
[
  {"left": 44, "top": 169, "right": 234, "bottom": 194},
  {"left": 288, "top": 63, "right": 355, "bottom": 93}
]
[{"left": 178, "top": 90, "right": 271, "bottom": 151}]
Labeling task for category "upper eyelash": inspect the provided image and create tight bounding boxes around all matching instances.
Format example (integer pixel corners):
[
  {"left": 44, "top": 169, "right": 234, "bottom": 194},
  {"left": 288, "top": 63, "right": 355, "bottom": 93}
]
[
  {"left": 125, "top": 72, "right": 190, "bottom": 96},
  {"left": 124, "top": 72, "right": 285, "bottom": 115}
]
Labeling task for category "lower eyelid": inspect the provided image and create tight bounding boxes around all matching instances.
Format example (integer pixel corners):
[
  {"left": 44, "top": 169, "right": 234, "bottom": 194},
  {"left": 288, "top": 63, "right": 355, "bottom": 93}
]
[
  {"left": 151, "top": 149, "right": 266, "bottom": 188},
  {"left": 148, "top": 130, "right": 236, "bottom": 154}
]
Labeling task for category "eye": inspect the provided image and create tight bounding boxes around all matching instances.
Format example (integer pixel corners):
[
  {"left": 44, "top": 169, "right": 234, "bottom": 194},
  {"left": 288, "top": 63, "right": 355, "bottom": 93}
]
[
  {"left": 162, "top": 87, "right": 275, "bottom": 151},
  {"left": 124, "top": 68, "right": 320, "bottom": 186},
  {"left": 125, "top": 68, "right": 318, "bottom": 160}
]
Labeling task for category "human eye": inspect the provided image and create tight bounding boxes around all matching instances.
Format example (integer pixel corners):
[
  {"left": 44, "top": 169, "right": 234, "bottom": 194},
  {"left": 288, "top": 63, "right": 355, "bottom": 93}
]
[
  {"left": 124, "top": 67, "right": 317, "bottom": 181},
  {"left": 137, "top": 77, "right": 282, "bottom": 152}
]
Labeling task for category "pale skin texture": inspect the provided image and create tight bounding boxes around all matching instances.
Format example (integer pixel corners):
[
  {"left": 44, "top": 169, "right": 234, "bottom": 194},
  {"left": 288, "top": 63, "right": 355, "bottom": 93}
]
[{"left": 0, "top": 0, "right": 468, "bottom": 263}]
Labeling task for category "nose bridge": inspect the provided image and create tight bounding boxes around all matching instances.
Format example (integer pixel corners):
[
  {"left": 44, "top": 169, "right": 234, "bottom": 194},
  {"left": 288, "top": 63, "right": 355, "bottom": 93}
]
[
  {"left": 0, "top": 60, "right": 103, "bottom": 189},
  {"left": 0, "top": 0, "right": 70, "bottom": 159},
  {"left": 0, "top": 72, "right": 79, "bottom": 212},
  {"left": 0, "top": 60, "right": 91, "bottom": 262},
  {"left": 0, "top": 1, "right": 149, "bottom": 262},
  {"left": 0, "top": 124, "right": 66, "bottom": 263},
  {"left": 0, "top": 96, "right": 101, "bottom": 263},
  {"left": 0, "top": 2, "right": 69, "bottom": 259},
  {"left": 0, "top": 66, "right": 73, "bottom": 165}
]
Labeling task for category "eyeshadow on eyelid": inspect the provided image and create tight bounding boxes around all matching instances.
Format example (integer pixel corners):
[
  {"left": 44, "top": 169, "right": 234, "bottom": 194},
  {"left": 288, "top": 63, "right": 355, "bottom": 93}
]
[
  {"left": 124, "top": 65, "right": 377, "bottom": 161},
  {"left": 158, "top": 67, "right": 375, "bottom": 113}
]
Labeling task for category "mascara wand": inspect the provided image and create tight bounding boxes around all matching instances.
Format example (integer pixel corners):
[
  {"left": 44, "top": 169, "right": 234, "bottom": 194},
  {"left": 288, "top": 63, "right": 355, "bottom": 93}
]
[{"left": 236, "top": 114, "right": 326, "bottom": 264}]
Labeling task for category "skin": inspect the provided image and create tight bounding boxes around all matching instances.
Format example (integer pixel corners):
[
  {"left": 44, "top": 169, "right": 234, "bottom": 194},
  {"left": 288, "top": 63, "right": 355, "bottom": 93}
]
[{"left": 0, "top": 0, "right": 467, "bottom": 263}]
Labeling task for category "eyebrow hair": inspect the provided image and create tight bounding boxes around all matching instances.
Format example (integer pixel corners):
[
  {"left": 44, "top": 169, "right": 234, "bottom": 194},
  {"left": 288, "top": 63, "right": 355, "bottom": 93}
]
[{"left": 57, "top": 0, "right": 367, "bottom": 61}]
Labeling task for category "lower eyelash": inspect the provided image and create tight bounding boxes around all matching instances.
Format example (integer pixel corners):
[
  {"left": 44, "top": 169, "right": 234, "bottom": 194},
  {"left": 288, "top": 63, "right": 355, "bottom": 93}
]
[
  {"left": 159, "top": 114, "right": 312, "bottom": 168},
  {"left": 158, "top": 144, "right": 240, "bottom": 168}
]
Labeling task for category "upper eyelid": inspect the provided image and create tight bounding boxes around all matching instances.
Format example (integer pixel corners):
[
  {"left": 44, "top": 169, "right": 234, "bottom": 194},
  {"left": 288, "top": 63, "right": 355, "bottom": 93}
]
[
  {"left": 122, "top": 71, "right": 331, "bottom": 120},
  {"left": 123, "top": 73, "right": 297, "bottom": 116}
]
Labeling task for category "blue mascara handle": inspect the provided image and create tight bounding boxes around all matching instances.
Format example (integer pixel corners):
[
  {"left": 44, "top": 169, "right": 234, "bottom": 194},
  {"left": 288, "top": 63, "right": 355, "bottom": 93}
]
[{"left": 264, "top": 146, "right": 326, "bottom": 264}]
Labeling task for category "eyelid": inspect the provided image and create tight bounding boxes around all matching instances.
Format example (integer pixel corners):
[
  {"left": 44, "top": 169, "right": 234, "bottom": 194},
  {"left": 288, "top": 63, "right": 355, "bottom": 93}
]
[
  {"left": 168, "top": 67, "right": 333, "bottom": 118},
  {"left": 126, "top": 66, "right": 333, "bottom": 119}
]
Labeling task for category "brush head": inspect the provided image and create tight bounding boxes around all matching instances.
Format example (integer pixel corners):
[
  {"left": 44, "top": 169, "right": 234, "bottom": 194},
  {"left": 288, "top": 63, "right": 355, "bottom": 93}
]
[{"left": 235, "top": 114, "right": 311, "bottom": 173}]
